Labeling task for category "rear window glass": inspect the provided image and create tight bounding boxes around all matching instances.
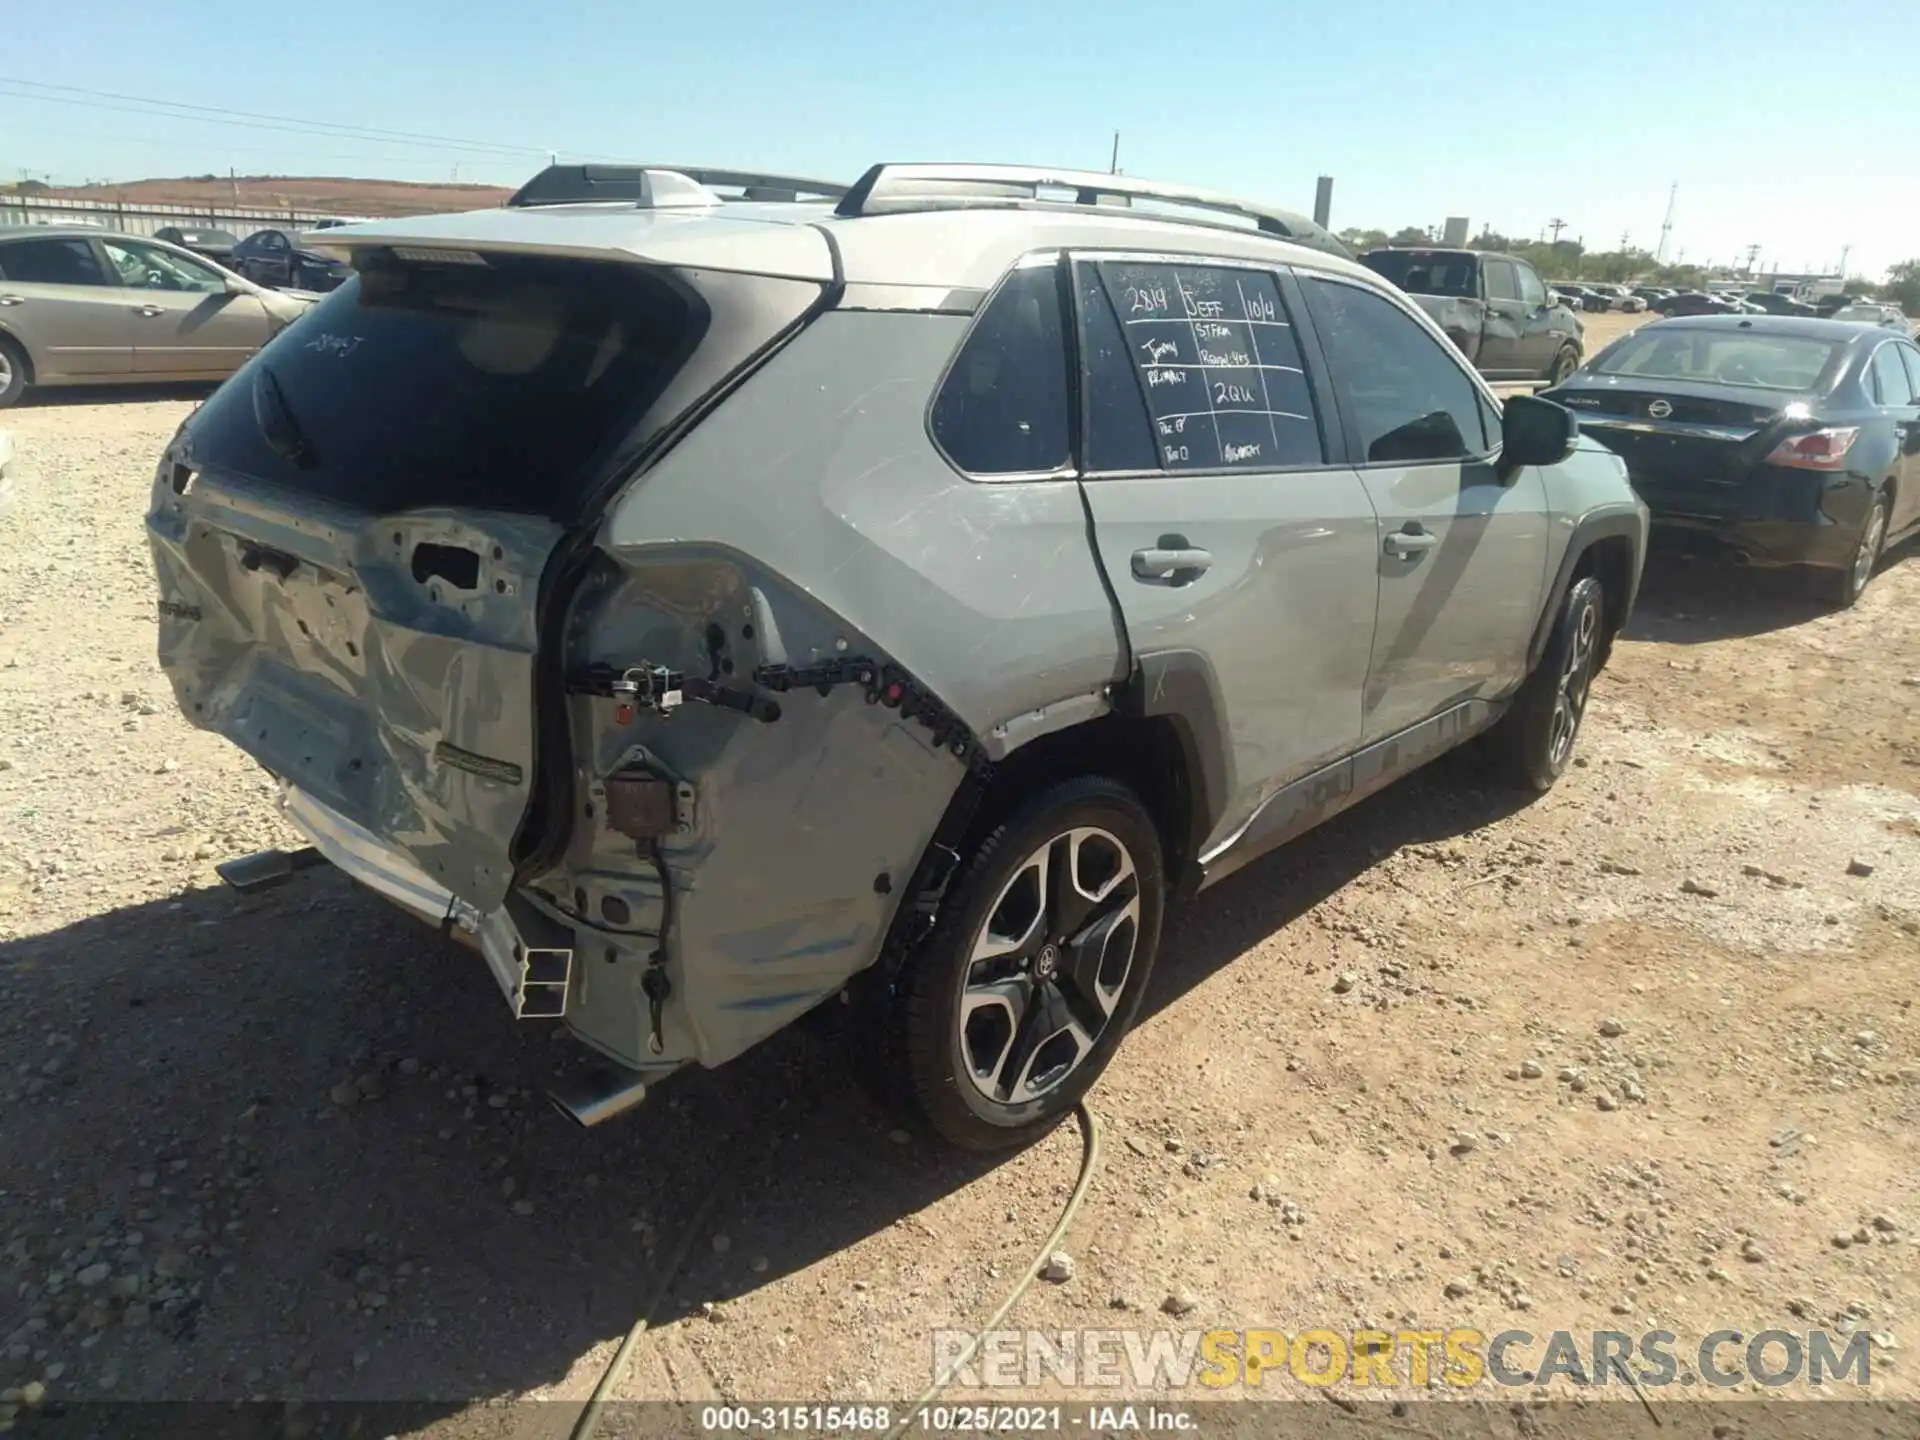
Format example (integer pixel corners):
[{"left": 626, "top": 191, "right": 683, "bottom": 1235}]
[
  {"left": 186, "top": 254, "right": 712, "bottom": 518},
  {"left": 1360, "top": 251, "right": 1477, "bottom": 298},
  {"left": 1593, "top": 330, "right": 1839, "bottom": 391}
]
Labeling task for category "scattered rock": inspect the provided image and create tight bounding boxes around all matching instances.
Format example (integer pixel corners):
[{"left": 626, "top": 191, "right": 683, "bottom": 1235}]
[
  {"left": 1680, "top": 878, "right": 1720, "bottom": 898},
  {"left": 1160, "top": 1291, "right": 1196, "bottom": 1317},
  {"left": 1845, "top": 859, "right": 1875, "bottom": 878},
  {"left": 1597, "top": 1017, "right": 1626, "bottom": 1038},
  {"left": 1449, "top": 1133, "right": 1478, "bottom": 1157},
  {"left": 1832, "top": 1232, "right": 1854, "bottom": 1250},
  {"left": 20, "top": 1382, "right": 46, "bottom": 1407},
  {"left": 327, "top": 1080, "right": 358, "bottom": 1108},
  {"left": 711, "top": 1234, "right": 732, "bottom": 1255},
  {"left": 1872, "top": 1215, "right": 1899, "bottom": 1234},
  {"left": 1443, "top": 1278, "right": 1473, "bottom": 1299},
  {"left": 1332, "top": 971, "right": 1357, "bottom": 995},
  {"left": 74, "top": 1262, "right": 110, "bottom": 1287},
  {"left": 1040, "top": 1252, "right": 1075, "bottom": 1284},
  {"left": 887, "top": 1128, "right": 912, "bottom": 1145},
  {"left": 750, "top": 1256, "right": 769, "bottom": 1274},
  {"left": 510, "top": 1200, "right": 535, "bottom": 1217},
  {"left": 1740, "top": 1239, "right": 1767, "bottom": 1264},
  {"left": 1596, "top": 1093, "right": 1619, "bottom": 1112},
  {"left": 486, "top": 1093, "right": 509, "bottom": 1110},
  {"left": 1519, "top": 1060, "right": 1544, "bottom": 1080}
]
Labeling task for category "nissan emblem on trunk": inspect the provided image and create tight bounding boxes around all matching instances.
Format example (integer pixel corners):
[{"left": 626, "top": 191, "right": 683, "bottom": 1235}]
[{"left": 1647, "top": 399, "right": 1673, "bottom": 419}]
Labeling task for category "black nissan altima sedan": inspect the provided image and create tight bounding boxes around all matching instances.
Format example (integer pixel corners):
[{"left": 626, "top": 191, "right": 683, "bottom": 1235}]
[{"left": 1543, "top": 315, "right": 1920, "bottom": 608}]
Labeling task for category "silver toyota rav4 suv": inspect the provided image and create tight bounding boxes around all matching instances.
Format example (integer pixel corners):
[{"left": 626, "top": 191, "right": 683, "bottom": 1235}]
[{"left": 147, "top": 163, "right": 1648, "bottom": 1149}]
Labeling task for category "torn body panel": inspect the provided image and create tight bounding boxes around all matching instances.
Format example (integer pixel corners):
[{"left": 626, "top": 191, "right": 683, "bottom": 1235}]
[{"left": 149, "top": 477, "right": 562, "bottom": 910}]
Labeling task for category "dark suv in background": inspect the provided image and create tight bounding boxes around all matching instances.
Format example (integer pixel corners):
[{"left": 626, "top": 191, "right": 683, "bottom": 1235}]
[{"left": 1360, "top": 247, "right": 1583, "bottom": 384}]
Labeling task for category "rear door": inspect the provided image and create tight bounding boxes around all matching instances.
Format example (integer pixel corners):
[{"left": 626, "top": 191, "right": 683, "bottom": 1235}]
[
  {"left": 0, "top": 235, "right": 133, "bottom": 378},
  {"left": 1872, "top": 340, "right": 1920, "bottom": 534},
  {"left": 1068, "top": 254, "right": 1379, "bottom": 852},
  {"left": 1298, "top": 274, "right": 1548, "bottom": 743},
  {"left": 99, "top": 237, "right": 274, "bottom": 376},
  {"left": 149, "top": 248, "right": 824, "bottom": 909},
  {"left": 1476, "top": 258, "right": 1524, "bottom": 377}
]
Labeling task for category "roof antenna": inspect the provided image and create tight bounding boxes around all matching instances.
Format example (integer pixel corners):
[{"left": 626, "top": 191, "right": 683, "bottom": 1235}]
[{"left": 1109, "top": 131, "right": 1120, "bottom": 175}]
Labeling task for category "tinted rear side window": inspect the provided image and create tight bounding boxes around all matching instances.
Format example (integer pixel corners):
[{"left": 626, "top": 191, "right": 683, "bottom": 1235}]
[
  {"left": 185, "top": 254, "right": 715, "bottom": 519},
  {"left": 1870, "top": 343, "right": 1916, "bottom": 405},
  {"left": 0, "top": 238, "right": 107, "bottom": 286},
  {"left": 1079, "top": 260, "right": 1323, "bottom": 472},
  {"left": 930, "top": 263, "right": 1070, "bottom": 475}
]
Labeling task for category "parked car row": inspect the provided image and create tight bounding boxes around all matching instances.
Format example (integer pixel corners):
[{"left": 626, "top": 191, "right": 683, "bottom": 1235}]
[
  {"left": 152, "top": 223, "right": 354, "bottom": 293},
  {"left": 0, "top": 224, "right": 315, "bottom": 407}
]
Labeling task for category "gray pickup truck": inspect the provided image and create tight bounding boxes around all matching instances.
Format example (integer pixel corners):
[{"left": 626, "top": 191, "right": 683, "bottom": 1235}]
[{"left": 1361, "top": 247, "right": 1584, "bottom": 386}]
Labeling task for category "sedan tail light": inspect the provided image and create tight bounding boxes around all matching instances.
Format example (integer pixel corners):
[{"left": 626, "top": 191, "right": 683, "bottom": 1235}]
[{"left": 1766, "top": 427, "right": 1861, "bottom": 471}]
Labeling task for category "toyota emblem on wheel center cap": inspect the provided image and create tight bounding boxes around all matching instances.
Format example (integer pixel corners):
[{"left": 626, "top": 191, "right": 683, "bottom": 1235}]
[
  {"left": 1034, "top": 944, "right": 1060, "bottom": 980},
  {"left": 1647, "top": 399, "right": 1673, "bottom": 419}
]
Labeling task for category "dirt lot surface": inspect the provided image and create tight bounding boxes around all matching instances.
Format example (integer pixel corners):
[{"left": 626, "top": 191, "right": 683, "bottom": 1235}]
[{"left": 1, "top": 369, "right": 1916, "bottom": 1434}]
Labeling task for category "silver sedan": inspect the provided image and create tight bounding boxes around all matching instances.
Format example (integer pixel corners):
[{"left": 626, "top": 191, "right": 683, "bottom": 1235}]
[{"left": 0, "top": 224, "right": 315, "bottom": 408}]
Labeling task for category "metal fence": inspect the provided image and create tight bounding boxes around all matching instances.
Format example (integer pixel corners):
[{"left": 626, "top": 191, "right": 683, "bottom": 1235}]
[{"left": 0, "top": 192, "right": 356, "bottom": 239}]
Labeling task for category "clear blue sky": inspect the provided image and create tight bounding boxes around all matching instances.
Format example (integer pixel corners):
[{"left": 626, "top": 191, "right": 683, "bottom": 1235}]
[{"left": 4, "top": 0, "right": 1915, "bottom": 279}]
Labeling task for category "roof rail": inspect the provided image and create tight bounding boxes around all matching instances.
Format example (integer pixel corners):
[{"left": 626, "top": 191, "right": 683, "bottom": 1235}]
[
  {"left": 508, "top": 163, "right": 849, "bottom": 209},
  {"left": 834, "top": 163, "right": 1351, "bottom": 257}
]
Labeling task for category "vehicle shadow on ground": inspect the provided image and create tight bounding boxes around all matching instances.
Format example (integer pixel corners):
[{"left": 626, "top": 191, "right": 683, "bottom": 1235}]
[
  {"left": 0, "top": 751, "right": 1525, "bottom": 1419},
  {"left": 1621, "top": 543, "right": 1914, "bottom": 644},
  {"left": 14, "top": 381, "right": 218, "bottom": 409}
]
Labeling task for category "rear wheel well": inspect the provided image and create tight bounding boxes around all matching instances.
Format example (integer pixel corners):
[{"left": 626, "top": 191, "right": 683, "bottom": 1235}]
[
  {"left": 966, "top": 714, "right": 1200, "bottom": 894},
  {"left": 0, "top": 330, "right": 30, "bottom": 383}
]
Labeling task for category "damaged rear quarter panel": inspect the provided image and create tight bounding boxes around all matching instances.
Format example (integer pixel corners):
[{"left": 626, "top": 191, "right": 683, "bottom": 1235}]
[{"left": 559, "top": 311, "right": 1126, "bottom": 1071}]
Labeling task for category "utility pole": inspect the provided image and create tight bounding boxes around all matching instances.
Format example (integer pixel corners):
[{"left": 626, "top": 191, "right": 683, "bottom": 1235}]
[
  {"left": 1547, "top": 217, "right": 1567, "bottom": 244},
  {"left": 1743, "top": 243, "right": 1760, "bottom": 275},
  {"left": 1619, "top": 230, "right": 1630, "bottom": 251},
  {"left": 1837, "top": 245, "right": 1851, "bottom": 278},
  {"left": 1109, "top": 131, "right": 1120, "bottom": 175},
  {"left": 1655, "top": 181, "right": 1677, "bottom": 265}
]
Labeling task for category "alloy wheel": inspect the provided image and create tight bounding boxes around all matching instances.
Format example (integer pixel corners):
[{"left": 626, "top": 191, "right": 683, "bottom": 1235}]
[
  {"left": 1852, "top": 502, "right": 1887, "bottom": 596},
  {"left": 1548, "top": 595, "right": 1600, "bottom": 767},
  {"left": 956, "top": 827, "right": 1141, "bottom": 1106},
  {"left": 0, "top": 349, "right": 13, "bottom": 393}
]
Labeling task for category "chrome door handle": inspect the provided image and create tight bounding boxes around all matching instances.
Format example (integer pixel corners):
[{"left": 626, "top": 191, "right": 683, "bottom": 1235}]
[
  {"left": 1131, "top": 546, "right": 1213, "bottom": 581},
  {"left": 0, "top": 295, "right": 23, "bottom": 306},
  {"left": 133, "top": 305, "right": 166, "bottom": 317},
  {"left": 1384, "top": 529, "right": 1439, "bottom": 558}
]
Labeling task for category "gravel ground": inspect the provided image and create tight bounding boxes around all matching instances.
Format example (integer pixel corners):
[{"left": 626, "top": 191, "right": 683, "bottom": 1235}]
[{"left": 0, "top": 380, "right": 1915, "bottom": 1433}]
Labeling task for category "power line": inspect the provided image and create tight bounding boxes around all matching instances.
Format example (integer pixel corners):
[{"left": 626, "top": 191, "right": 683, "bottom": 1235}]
[{"left": 0, "top": 76, "right": 552, "bottom": 160}]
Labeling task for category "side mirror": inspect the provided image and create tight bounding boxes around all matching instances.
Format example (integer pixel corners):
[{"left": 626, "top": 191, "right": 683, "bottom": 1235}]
[
  {"left": 223, "top": 273, "right": 257, "bottom": 297},
  {"left": 1497, "top": 394, "right": 1578, "bottom": 483}
]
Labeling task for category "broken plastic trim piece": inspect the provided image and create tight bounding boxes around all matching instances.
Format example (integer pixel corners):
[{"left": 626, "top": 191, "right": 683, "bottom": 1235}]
[{"left": 276, "top": 785, "right": 572, "bottom": 1020}]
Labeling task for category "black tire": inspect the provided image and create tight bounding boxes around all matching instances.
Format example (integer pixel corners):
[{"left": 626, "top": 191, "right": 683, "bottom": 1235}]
[
  {"left": 885, "top": 776, "right": 1165, "bottom": 1151},
  {"left": 1547, "top": 344, "right": 1581, "bottom": 385},
  {"left": 1813, "top": 492, "right": 1888, "bottom": 610},
  {"left": 1485, "top": 574, "right": 1606, "bottom": 793},
  {"left": 0, "top": 334, "right": 27, "bottom": 410}
]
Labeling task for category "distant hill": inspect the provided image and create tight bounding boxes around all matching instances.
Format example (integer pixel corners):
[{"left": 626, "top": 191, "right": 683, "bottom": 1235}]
[{"left": 30, "top": 175, "right": 516, "bottom": 218}]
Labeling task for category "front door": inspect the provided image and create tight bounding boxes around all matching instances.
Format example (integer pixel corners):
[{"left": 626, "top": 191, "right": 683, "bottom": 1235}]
[
  {"left": 0, "top": 234, "right": 133, "bottom": 378},
  {"left": 1068, "top": 256, "right": 1380, "bottom": 853},
  {"left": 1875, "top": 341, "right": 1920, "bottom": 536},
  {"left": 1511, "top": 261, "right": 1562, "bottom": 375},
  {"left": 101, "top": 238, "right": 274, "bottom": 376},
  {"left": 1298, "top": 273, "right": 1549, "bottom": 743}
]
